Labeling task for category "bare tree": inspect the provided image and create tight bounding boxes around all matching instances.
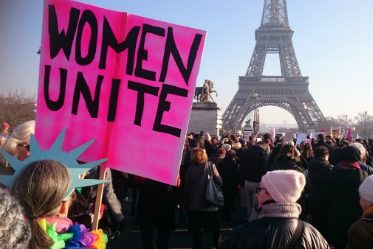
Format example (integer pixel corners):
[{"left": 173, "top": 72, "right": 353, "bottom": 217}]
[
  {"left": 354, "top": 112, "right": 372, "bottom": 138},
  {"left": 0, "top": 90, "right": 36, "bottom": 131}
]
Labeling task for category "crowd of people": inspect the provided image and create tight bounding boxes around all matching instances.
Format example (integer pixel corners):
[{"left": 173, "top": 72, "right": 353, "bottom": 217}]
[
  {"left": 1, "top": 120, "right": 373, "bottom": 249},
  {"left": 179, "top": 131, "right": 373, "bottom": 249}
]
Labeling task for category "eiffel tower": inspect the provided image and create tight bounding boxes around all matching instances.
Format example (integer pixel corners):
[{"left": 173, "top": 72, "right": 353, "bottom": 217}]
[{"left": 223, "top": 0, "right": 325, "bottom": 132}]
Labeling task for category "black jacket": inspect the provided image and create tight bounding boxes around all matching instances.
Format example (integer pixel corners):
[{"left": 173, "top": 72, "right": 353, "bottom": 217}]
[
  {"left": 326, "top": 164, "right": 368, "bottom": 249},
  {"left": 220, "top": 217, "right": 330, "bottom": 249},
  {"left": 308, "top": 157, "right": 333, "bottom": 206},
  {"left": 307, "top": 157, "right": 333, "bottom": 235},
  {"left": 238, "top": 145, "right": 268, "bottom": 183}
]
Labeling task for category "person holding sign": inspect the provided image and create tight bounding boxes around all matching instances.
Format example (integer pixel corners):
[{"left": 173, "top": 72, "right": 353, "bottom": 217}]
[{"left": 0, "top": 132, "right": 109, "bottom": 249}]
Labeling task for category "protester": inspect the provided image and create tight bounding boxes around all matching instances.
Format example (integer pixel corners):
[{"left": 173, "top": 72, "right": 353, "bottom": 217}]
[
  {"left": 346, "top": 174, "right": 373, "bottom": 249},
  {"left": 307, "top": 145, "right": 333, "bottom": 236},
  {"left": 350, "top": 142, "right": 373, "bottom": 175},
  {"left": 0, "top": 121, "right": 10, "bottom": 145},
  {"left": 238, "top": 141, "right": 268, "bottom": 222},
  {"left": 136, "top": 178, "right": 178, "bottom": 249},
  {"left": 209, "top": 147, "right": 226, "bottom": 174},
  {"left": 326, "top": 146, "right": 369, "bottom": 249},
  {"left": 314, "top": 133, "right": 334, "bottom": 156},
  {"left": 85, "top": 167, "right": 125, "bottom": 236},
  {"left": 1, "top": 120, "right": 34, "bottom": 160},
  {"left": 300, "top": 142, "right": 314, "bottom": 169},
  {"left": 0, "top": 120, "right": 34, "bottom": 177},
  {"left": 183, "top": 148, "right": 222, "bottom": 249},
  {"left": 180, "top": 138, "right": 200, "bottom": 189},
  {"left": 220, "top": 149, "right": 238, "bottom": 222},
  {"left": 219, "top": 170, "right": 330, "bottom": 249},
  {"left": 270, "top": 144, "right": 304, "bottom": 173},
  {"left": 0, "top": 187, "right": 31, "bottom": 249},
  {"left": 205, "top": 136, "right": 219, "bottom": 157},
  {"left": 12, "top": 160, "right": 108, "bottom": 249}
]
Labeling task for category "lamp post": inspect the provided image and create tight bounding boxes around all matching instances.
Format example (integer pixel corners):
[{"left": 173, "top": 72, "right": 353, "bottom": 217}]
[
  {"left": 253, "top": 93, "right": 259, "bottom": 135},
  {"left": 364, "top": 111, "right": 367, "bottom": 138},
  {"left": 344, "top": 115, "right": 348, "bottom": 134}
]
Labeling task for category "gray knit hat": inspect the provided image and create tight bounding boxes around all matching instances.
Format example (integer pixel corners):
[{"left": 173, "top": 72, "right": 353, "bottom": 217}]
[{"left": 0, "top": 187, "right": 31, "bottom": 248}]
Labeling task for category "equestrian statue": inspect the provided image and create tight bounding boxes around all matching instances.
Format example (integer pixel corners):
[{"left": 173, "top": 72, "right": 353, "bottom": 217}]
[{"left": 194, "top": 79, "right": 218, "bottom": 102}]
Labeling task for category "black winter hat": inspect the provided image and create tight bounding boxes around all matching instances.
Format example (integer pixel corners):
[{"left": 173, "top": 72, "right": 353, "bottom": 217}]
[{"left": 342, "top": 146, "right": 361, "bottom": 162}]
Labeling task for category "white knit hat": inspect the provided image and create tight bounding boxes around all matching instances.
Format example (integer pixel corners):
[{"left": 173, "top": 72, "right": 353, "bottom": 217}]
[
  {"left": 261, "top": 170, "right": 306, "bottom": 203},
  {"left": 359, "top": 175, "right": 373, "bottom": 203}
]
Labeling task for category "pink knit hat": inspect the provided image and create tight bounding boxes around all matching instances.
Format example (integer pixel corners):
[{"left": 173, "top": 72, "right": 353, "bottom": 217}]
[
  {"left": 261, "top": 170, "right": 306, "bottom": 203},
  {"left": 2, "top": 122, "right": 9, "bottom": 130}
]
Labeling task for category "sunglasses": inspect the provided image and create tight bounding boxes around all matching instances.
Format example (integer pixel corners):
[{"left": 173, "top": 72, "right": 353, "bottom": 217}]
[
  {"left": 255, "top": 186, "right": 265, "bottom": 195},
  {"left": 17, "top": 144, "right": 30, "bottom": 152}
]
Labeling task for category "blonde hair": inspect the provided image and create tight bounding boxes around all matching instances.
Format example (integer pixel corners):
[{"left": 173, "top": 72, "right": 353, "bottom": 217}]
[
  {"left": 191, "top": 148, "right": 208, "bottom": 164},
  {"left": 2, "top": 120, "right": 35, "bottom": 159}
]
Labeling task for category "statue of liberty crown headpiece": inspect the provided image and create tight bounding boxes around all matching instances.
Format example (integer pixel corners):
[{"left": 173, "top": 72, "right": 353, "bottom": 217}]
[{"left": 0, "top": 129, "right": 108, "bottom": 198}]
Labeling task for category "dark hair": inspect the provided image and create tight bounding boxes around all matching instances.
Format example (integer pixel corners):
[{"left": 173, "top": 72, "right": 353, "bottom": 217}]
[
  {"left": 317, "top": 133, "right": 325, "bottom": 140},
  {"left": 263, "top": 133, "right": 272, "bottom": 140},
  {"left": 12, "top": 160, "right": 70, "bottom": 249},
  {"left": 342, "top": 146, "right": 361, "bottom": 162},
  {"left": 280, "top": 144, "right": 294, "bottom": 155},
  {"left": 314, "top": 146, "right": 329, "bottom": 158},
  {"left": 225, "top": 149, "right": 236, "bottom": 160},
  {"left": 301, "top": 143, "right": 314, "bottom": 159},
  {"left": 189, "top": 138, "right": 199, "bottom": 148}
]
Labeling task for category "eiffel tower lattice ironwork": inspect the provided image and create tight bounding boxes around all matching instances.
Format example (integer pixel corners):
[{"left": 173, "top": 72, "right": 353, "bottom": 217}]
[{"left": 222, "top": 0, "right": 326, "bottom": 132}]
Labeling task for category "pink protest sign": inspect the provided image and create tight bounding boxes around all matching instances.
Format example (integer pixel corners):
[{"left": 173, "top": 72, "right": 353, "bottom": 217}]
[{"left": 35, "top": 0, "right": 206, "bottom": 185}]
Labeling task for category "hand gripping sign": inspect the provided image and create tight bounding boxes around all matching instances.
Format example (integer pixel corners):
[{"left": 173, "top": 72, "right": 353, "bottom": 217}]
[{"left": 35, "top": 0, "right": 206, "bottom": 185}]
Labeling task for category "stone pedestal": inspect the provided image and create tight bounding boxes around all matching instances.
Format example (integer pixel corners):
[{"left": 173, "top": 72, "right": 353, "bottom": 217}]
[{"left": 188, "top": 102, "right": 222, "bottom": 136}]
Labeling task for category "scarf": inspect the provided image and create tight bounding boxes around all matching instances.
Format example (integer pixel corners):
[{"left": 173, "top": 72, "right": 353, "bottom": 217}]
[
  {"left": 338, "top": 161, "right": 360, "bottom": 170},
  {"left": 362, "top": 206, "right": 373, "bottom": 219},
  {"left": 259, "top": 202, "right": 302, "bottom": 218}
]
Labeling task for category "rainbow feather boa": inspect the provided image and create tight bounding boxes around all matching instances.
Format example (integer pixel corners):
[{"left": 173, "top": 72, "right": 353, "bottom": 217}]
[{"left": 38, "top": 218, "right": 108, "bottom": 249}]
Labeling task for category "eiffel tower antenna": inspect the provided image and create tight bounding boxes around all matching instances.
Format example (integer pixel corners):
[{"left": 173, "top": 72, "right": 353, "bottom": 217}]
[{"left": 223, "top": 0, "right": 325, "bottom": 132}]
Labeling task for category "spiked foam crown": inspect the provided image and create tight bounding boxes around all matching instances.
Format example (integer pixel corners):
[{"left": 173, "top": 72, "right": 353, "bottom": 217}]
[{"left": 0, "top": 130, "right": 108, "bottom": 198}]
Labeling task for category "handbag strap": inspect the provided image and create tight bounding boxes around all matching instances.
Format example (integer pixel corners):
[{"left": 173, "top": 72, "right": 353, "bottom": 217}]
[
  {"left": 206, "top": 161, "right": 213, "bottom": 176},
  {"left": 287, "top": 220, "right": 304, "bottom": 249}
]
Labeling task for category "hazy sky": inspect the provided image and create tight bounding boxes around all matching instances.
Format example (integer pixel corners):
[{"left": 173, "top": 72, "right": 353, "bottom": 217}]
[{"left": 1, "top": 0, "right": 373, "bottom": 126}]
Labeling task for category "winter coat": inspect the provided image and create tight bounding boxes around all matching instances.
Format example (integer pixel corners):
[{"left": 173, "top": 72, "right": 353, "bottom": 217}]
[
  {"left": 346, "top": 207, "right": 373, "bottom": 249},
  {"left": 238, "top": 145, "right": 268, "bottom": 183},
  {"left": 359, "top": 162, "right": 373, "bottom": 175},
  {"left": 326, "top": 164, "right": 368, "bottom": 249},
  {"left": 136, "top": 179, "right": 178, "bottom": 229},
  {"left": 220, "top": 215, "right": 330, "bottom": 249},
  {"left": 307, "top": 157, "right": 333, "bottom": 235},
  {"left": 184, "top": 161, "right": 222, "bottom": 211}
]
